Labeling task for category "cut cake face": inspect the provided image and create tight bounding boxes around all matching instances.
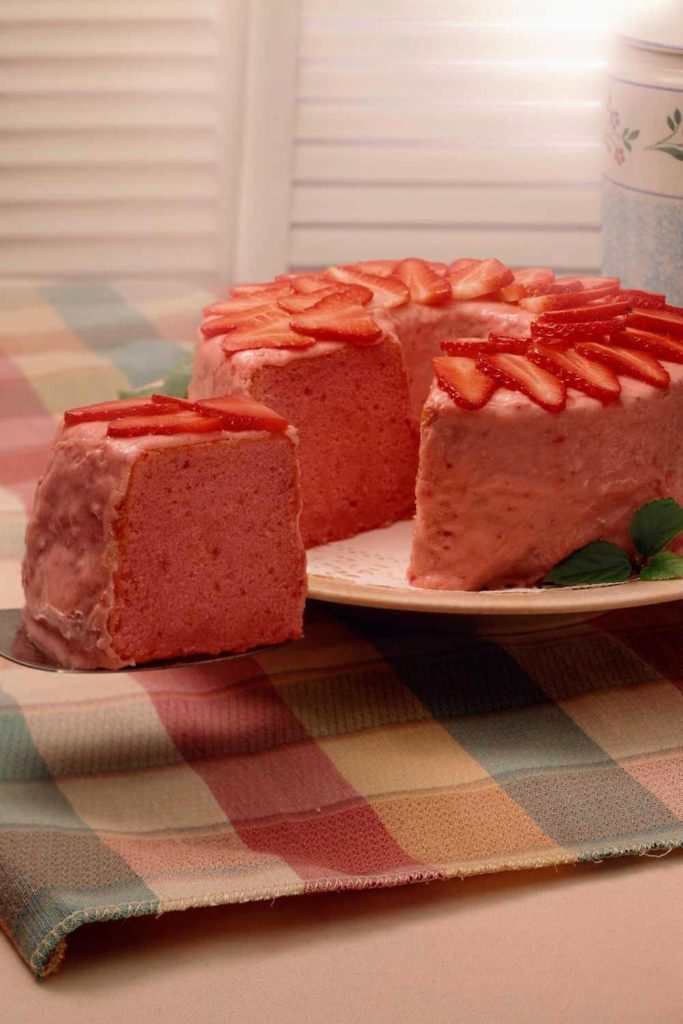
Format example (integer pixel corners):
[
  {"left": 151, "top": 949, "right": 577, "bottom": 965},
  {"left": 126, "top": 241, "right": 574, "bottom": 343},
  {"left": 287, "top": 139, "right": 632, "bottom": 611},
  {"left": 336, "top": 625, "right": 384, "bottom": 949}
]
[{"left": 22, "top": 395, "right": 306, "bottom": 668}]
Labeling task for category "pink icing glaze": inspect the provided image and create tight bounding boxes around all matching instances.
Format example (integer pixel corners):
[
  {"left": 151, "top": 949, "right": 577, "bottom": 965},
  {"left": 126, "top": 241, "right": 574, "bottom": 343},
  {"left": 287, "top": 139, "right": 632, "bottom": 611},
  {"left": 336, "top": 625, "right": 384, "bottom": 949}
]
[
  {"left": 22, "top": 420, "right": 303, "bottom": 668},
  {"left": 409, "top": 365, "right": 683, "bottom": 591}
]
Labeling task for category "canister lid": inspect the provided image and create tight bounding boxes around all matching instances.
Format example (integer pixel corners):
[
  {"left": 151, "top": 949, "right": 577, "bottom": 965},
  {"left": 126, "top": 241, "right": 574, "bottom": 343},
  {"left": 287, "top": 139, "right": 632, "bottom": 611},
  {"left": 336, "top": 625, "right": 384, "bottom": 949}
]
[{"left": 618, "top": 1, "right": 683, "bottom": 54}]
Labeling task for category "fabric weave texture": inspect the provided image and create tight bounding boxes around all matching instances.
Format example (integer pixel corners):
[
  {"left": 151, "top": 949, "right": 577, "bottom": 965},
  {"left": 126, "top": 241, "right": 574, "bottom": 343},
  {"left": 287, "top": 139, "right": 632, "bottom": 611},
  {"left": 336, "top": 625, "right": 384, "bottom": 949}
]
[{"left": 1, "top": 281, "right": 682, "bottom": 978}]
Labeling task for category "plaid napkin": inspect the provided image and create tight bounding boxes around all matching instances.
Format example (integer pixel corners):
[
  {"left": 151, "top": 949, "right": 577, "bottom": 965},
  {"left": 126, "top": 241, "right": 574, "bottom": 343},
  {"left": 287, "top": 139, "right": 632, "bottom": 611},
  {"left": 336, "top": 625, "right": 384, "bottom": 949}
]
[{"left": 1, "top": 281, "right": 682, "bottom": 979}]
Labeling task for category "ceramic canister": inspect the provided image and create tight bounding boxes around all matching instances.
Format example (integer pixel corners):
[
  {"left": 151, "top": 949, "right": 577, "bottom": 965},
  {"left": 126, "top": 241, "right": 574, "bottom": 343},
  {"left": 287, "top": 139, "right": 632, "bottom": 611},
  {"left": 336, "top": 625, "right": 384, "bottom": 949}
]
[{"left": 602, "top": 14, "right": 683, "bottom": 303}]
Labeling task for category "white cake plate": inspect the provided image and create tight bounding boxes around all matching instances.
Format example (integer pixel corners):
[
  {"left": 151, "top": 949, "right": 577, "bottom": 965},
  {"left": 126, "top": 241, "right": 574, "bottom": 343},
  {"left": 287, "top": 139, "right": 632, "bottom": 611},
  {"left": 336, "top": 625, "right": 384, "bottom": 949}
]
[{"left": 306, "top": 519, "right": 683, "bottom": 616}]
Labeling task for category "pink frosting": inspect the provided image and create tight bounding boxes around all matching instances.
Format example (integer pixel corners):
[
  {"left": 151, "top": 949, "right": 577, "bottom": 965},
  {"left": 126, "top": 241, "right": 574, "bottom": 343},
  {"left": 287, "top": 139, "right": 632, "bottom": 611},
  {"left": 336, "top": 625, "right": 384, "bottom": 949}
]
[
  {"left": 22, "top": 420, "right": 295, "bottom": 668},
  {"left": 409, "top": 365, "right": 683, "bottom": 590}
]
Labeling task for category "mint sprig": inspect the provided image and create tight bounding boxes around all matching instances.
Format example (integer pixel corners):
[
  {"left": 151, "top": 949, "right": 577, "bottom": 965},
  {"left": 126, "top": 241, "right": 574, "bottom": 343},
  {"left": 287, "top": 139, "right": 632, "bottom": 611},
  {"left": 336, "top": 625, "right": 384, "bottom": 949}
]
[
  {"left": 118, "top": 350, "right": 194, "bottom": 400},
  {"left": 543, "top": 497, "right": 683, "bottom": 587}
]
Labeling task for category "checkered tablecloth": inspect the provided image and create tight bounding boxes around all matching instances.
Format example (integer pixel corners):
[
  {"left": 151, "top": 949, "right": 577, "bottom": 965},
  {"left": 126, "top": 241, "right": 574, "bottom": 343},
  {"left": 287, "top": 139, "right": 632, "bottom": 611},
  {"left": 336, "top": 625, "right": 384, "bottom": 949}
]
[{"left": 1, "top": 281, "right": 682, "bottom": 978}]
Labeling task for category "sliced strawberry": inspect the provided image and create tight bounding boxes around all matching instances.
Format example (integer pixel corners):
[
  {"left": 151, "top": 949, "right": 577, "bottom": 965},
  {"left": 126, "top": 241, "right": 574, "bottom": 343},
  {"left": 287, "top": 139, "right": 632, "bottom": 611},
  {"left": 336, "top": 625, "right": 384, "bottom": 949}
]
[
  {"left": 448, "top": 258, "right": 514, "bottom": 300},
  {"left": 350, "top": 259, "right": 398, "bottom": 277},
  {"left": 203, "top": 295, "right": 269, "bottom": 318},
  {"left": 618, "top": 288, "right": 666, "bottom": 309},
  {"left": 201, "top": 303, "right": 274, "bottom": 339},
  {"left": 528, "top": 342, "right": 621, "bottom": 404},
  {"left": 552, "top": 275, "right": 618, "bottom": 294},
  {"left": 540, "top": 276, "right": 585, "bottom": 295},
  {"left": 277, "top": 283, "right": 372, "bottom": 314},
  {"left": 194, "top": 394, "right": 288, "bottom": 433},
  {"left": 151, "top": 394, "right": 194, "bottom": 409},
  {"left": 395, "top": 258, "right": 452, "bottom": 306},
  {"left": 433, "top": 355, "right": 497, "bottom": 411},
  {"left": 291, "top": 292, "right": 382, "bottom": 344},
  {"left": 627, "top": 305, "right": 683, "bottom": 340},
  {"left": 537, "top": 299, "right": 631, "bottom": 324},
  {"left": 288, "top": 274, "right": 330, "bottom": 294},
  {"left": 575, "top": 341, "right": 670, "bottom": 390},
  {"left": 531, "top": 317, "right": 626, "bottom": 343},
  {"left": 427, "top": 261, "right": 449, "bottom": 276},
  {"left": 616, "top": 327, "right": 683, "bottom": 364},
  {"left": 64, "top": 395, "right": 180, "bottom": 426},
  {"left": 518, "top": 291, "right": 587, "bottom": 313},
  {"left": 477, "top": 352, "right": 566, "bottom": 412},
  {"left": 498, "top": 267, "right": 555, "bottom": 302},
  {"left": 441, "top": 337, "right": 489, "bottom": 356},
  {"left": 324, "top": 265, "right": 410, "bottom": 308},
  {"left": 484, "top": 334, "right": 530, "bottom": 354},
  {"left": 107, "top": 411, "right": 221, "bottom": 438},
  {"left": 220, "top": 307, "right": 315, "bottom": 353},
  {"left": 230, "top": 281, "right": 292, "bottom": 299}
]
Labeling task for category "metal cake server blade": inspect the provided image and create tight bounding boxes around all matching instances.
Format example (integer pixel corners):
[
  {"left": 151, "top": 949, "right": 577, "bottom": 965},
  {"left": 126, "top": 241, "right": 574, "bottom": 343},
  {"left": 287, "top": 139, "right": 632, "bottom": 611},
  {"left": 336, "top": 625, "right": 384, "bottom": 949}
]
[{"left": 0, "top": 608, "right": 289, "bottom": 673}]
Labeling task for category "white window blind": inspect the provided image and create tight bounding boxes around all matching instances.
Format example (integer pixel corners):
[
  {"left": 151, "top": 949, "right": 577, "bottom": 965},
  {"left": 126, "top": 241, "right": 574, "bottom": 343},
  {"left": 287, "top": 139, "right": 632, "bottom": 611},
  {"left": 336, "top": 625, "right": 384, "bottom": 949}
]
[
  {"left": 290, "top": 0, "right": 624, "bottom": 274},
  {"left": 0, "top": 0, "right": 300, "bottom": 283},
  {"left": 2, "top": 0, "right": 632, "bottom": 282}
]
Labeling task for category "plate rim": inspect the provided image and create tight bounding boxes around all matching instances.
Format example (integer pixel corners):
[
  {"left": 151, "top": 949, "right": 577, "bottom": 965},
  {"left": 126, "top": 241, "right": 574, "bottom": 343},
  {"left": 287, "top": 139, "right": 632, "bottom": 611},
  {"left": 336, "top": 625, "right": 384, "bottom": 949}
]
[{"left": 307, "top": 570, "right": 683, "bottom": 616}]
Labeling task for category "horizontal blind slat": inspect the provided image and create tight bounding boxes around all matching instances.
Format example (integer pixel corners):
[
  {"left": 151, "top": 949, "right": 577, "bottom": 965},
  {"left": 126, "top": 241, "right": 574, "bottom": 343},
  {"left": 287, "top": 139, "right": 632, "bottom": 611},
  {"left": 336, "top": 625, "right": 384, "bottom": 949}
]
[
  {"left": 302, "top": 0, "right": 609, "bottom": 18},
  {"left": 0, "top": 96, "right": 217, "bottom": 130},
  {"left": 292, "top": 184, "right": 600, "bottom": 227},
  {"left": 0, "top": 131, "right": 216, "bottom": 165},
  {"left": 299, "top": 25, "right": 608, "bottom": 63},
  {"left": 291, "top": 226, "right": 601, "bottom": 271},
  {"left": 0, "top": 239, "right": 216, "bottom": 276},
  {"left": 300, "top": 63, "right": 603, "bottom": 104},
  {"left": 0, "top": 202, "right": 215, "bottom": 238},
  {"left": 0, "top": 0, "right": 214, "bottom": 20},
  {"left": 0, "top": 59, "right": 215, "bottom": 94},
  {"left": 296, "top": 101, "right": 601, "bottom": 145},
  {"left": 0, "top": 24, "right": 218, "bottom": 59},
  {"left": 0, "top": 167, "right": 217, "bottom": 202},
  {"left": 295, "top": 143, "right": 601, "bottom": 185}
]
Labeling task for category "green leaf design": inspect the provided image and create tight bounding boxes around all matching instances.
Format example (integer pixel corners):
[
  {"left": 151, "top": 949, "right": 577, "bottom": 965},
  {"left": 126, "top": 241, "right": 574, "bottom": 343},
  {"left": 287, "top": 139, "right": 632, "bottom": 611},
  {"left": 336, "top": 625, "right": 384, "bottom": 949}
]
[
  {"left": 118, "top": 350, "right": 194, "bottom": 401},
  {"left": 158, "top": 350, "right": 194, "bottom": 397},
  {"left": 543, "top": 541, "right": 632, "bottom": 587},
  {"left": 117, "top": 385, "right": 156, "bottom": 399},
  {"left": 653, "top": 145, "right": 683, "bottom": 161},
  {"left": 667, "top": 115, "right": 675, "bottom": 131},
  {"left": 629, "top": 129, "right": 640, "bottom": 140},
  {"left": 630, "top": 497, "right": 683, "bottom": 557},
  {"left": 675, "top": 108, "right": 682, "bottom": 125},
  {"left": 624, "top": 140, "right": 632, "bottom": 152},
  {"left": 640, "top": 550, "right": 683, "bottom": 581}
]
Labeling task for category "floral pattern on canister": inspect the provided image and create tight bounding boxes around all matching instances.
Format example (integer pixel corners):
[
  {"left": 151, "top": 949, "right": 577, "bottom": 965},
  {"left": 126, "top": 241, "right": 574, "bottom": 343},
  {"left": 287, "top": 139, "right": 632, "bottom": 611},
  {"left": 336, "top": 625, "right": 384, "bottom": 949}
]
[
  {"left": 644, "top": 108, "right": 683, "bottom": 162},
  {"left": 603, "top": 95, "right": 640, "bottom": 165}
]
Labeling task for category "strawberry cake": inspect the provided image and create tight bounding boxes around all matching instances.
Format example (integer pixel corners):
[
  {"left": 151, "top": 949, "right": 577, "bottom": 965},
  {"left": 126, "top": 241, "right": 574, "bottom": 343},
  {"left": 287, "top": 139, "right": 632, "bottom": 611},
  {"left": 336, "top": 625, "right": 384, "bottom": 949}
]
[
  {"left": 194, "top": 260, "right": 683, "bottom": 591},
  {"left": 22, "top": 394, "right": 306, "bottom": 668}
]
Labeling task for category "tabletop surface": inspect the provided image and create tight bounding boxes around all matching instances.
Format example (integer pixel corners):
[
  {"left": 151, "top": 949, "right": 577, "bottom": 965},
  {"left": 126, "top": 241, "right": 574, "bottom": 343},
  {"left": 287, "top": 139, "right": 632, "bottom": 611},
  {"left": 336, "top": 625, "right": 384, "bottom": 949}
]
[
  {"left": 2, "top": 281, "right": 682, "bottom": 1019},
  {"left": 3, "top": 850, "right": 682, "bottom": 1023}
]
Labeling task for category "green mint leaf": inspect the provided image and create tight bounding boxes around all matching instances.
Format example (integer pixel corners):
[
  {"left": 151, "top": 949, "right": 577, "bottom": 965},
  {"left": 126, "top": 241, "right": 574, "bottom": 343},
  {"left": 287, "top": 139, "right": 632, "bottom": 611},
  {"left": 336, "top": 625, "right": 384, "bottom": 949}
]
[
  {"left": 629, "top": 129, "right": 640, "bottom": 140},
  {"left": 667, "top": 115, "right": 676, "bottom": 131},
  {"left": 675, "top": 108, "right": 682, "bottom": 125},
  {"left": 639, "top": 551, "right": 683, "bottom": 581},
  {"left": 117, "top": 385, "right": 156, "bottom": 399},
  {"left": 543, "top": 541, "right": 632, "bottom": 587},
  {"left": 158, "top": 350, "right": 194, "bottom": 398},
  {"left": 630, "top": 497, "right": 683, "bottom": 557}
]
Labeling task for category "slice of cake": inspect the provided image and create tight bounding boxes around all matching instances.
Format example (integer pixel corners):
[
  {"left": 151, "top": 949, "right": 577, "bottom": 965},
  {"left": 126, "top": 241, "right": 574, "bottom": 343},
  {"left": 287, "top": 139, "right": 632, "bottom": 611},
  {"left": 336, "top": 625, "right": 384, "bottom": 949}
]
[
  {"left": 192, "top": 288, "right": 419, "bottom": 548},
  {"left": 409, "top": 293, "right": 683, "bottom": 590},
  {"left": 22, "top": 394, "right": 306, "bottom": 668}
]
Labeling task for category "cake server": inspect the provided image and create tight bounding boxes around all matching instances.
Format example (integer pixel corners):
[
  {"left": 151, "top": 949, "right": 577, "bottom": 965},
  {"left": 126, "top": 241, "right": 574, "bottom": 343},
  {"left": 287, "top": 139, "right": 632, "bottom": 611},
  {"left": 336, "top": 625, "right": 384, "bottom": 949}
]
[{"left": 0, "top": 608, "right": 287, "bottom": 673}]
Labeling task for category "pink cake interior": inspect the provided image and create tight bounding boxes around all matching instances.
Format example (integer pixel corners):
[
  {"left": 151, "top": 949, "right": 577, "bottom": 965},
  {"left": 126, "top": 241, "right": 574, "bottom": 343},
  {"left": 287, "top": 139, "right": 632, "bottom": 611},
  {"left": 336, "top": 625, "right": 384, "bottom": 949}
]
[
  {"left": 226, "top": 338, "right": 418, "bottom": 548},
  {"left": 111, "top": 435, "right": 305, "bottom": 662},
  {"left": 389, "top": 301, "right": 533, "bottom": 416}
]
